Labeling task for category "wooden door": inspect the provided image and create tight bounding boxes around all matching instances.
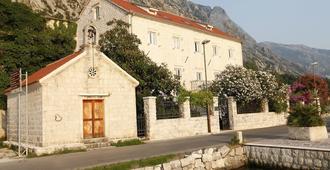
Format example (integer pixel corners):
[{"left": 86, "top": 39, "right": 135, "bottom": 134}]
[{"left": 83, "top": 100, "right": 104, "bottom": 139}]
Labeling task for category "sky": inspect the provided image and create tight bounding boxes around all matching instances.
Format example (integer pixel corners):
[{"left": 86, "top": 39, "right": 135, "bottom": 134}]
[{"left": 191, "top": 0, "right": 330, "bottom": 50}]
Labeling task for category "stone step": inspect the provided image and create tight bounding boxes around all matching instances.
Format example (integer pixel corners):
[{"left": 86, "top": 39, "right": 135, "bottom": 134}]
[
  {"left": 85, "top": 142, "right": 113, "bottom": 150},
  {"left": 83, "top": 137, "right": 109, "bottom": 144}
]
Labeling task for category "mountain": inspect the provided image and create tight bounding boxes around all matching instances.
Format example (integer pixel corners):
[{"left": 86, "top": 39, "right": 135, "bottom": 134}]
[
  {"left": 259, "top": 42, "right": 330, "bottom": 77},
  {"left": 14, "top": 0, "right": 305, "bottom": 75}
]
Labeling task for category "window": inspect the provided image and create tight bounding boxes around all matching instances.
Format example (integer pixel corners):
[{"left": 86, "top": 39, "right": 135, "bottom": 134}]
[
  {"left": 174, "top": 68, "right": 182, "bottom": 80},
  {"left": 229, "top": 49, "right": 234, "bottom": 58},
  {"left": 212, "top": 45, "right": 217, "bottom": 56},
  {"left": 194, "top": 41, "right": 200, "bottom": 52},
  {"left": 148, "top": 31, "right": 157, "bottom": 45},
  {"left": 94, "top": 6, "right": 100, "bottom": 20},
  {"left": 196, "top": 72, "right": 202, "bottom": 81},
  {"left": 173, "top": 37, "right": 180, "bottom": 49}
]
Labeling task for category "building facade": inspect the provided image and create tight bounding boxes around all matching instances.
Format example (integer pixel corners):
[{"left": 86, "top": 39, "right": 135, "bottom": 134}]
[
  {"left": 76, "top": 0, "right": 243, "bottom": 90},
  {"left": 5, "top": 45, "right": 139, "bottom": 154}
]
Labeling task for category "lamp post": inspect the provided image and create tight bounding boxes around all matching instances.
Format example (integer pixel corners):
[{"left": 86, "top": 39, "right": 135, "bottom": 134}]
[
  {"left": 202, "top": 39, "right": 211, "bottom": 133},
  {"left": 311, "top": 62, "right": 318, "bottom": 88}
]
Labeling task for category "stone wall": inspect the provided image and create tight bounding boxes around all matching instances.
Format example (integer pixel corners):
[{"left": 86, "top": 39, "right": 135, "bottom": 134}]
[
  {"left": 0, "top": 110, "right": 5, "bottom": 138},
  {"left": 143, "top": 97, "right": 220, "bottom": 141},
  {"left": 227, "top": 97, "right": 287, "bottom": 130},
  {"left": 245, "top": 144, "right": 330, "bottom": 170},
  {"left": 6, "top": 83, "right": 43, "bottom": 147},
  {"left": 133, "top": 145, "right": 246, "bottom": 170}
]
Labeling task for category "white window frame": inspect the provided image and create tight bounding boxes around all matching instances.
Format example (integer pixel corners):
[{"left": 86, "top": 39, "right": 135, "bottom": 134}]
[
  {"left": 196, "top": 72, "right": 202, "bottom": 81},
  {"left": 93, "top": 6, "right": 101, "bottom": 20},
  {"left": 229, "top": 49, "right": 234, "bottom": 58},
  {"left": 174, "top": 68, "right": 183, "bottom": 80},
  {"left": 148, "top": 31, "right": 157, "bottom": 45},
  {"left": 212, "top": 45, "right": 217, "bottom": 56},
  {"left": 194, "top": 41, "right": 200, "bottom": 52},
  {"left": 173, "top": 36, "right": 180, "bottom": 49}
]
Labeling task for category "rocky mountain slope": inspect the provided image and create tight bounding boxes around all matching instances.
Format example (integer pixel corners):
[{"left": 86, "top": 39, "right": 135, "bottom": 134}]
[
  {"left": 260, "top": 42, "right": 330, "bottom": 77},
  {"left": 15, "top": 0, "right": 308, "bottom": 75}
]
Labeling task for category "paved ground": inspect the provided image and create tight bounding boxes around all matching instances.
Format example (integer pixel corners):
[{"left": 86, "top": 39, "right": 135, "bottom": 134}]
[{"left": 0, "top": 119, "right": 328, "bottom": 170}]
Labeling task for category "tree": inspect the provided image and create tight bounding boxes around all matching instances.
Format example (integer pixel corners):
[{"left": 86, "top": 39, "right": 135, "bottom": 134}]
[
  {"left": 0, "top": 0, "right": 76, "bottom": 109},
  {"left": 99, "top": 19, "right": 180, "bottom": 114}
]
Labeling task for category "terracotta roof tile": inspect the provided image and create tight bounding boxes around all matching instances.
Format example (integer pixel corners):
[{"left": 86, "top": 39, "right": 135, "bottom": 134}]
[
  {"left": 112, "top": 0, "right": 240, "bottom": 42},
  {"left": 5, "top": 51, "right": 82, "bottom": 93}
]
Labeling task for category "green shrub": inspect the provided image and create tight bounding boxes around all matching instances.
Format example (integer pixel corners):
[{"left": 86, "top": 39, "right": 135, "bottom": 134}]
[
  {"left": 269, "top": 99, "right": 288, "bottom": 113},
  {"left": 287, "top": 104, "right": 325, "bottom": 127},
  {"left": 111, "top": 139, "right": 144, "bottom": 147}
]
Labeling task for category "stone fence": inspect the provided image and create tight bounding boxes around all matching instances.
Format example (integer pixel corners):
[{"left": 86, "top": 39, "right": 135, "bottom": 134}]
[
  {"left": 133, "top": 145, "right": 246, "bottom": 170},
  {"left": 245, "top": 144, "right": 330, "bottom": 169},
  {"left": 0, "top": 110, "right": 6, "bottom": 139},
  {"left": 143, "top": 97, "right": 220, "bottom": 140},
  {"left": 227, "top": 97, "right": 288, "bottom": 130}
]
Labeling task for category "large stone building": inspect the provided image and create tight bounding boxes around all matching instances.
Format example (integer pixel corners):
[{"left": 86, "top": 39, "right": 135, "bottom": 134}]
[
  {"left": 5, "top": 45, "right": 139, "bottom": 154},
  {"left": 76, "top": 0, "right": 243, "bottom": 90}
]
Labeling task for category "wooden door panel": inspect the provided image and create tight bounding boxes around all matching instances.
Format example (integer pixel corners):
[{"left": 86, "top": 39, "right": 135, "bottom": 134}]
[
  {"left": 83, "top": 100, "right": 104, "bottom": 139},
  {"left": 93, "top": 120, "right": 104, "bottom": 138},
  {"left": 94, "top": 101, "right": 104, "bottom": 119},
  {"left": 83, "top": 121, "right": 93, "bottom": 138},
  {"left": 83, "top": 101, "right": 93, "bottom": 120}
]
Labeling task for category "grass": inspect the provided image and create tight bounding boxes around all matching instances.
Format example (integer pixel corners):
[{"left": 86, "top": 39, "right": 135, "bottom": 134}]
[
  {"left": 88, "top": 154, "right": 178, "bottom": 170},
  {"left": 27, "top": 148, "right": 87, "bottom": 158},
  {"left": 111, "top": 139, "right": 144, "bottom": 147}
]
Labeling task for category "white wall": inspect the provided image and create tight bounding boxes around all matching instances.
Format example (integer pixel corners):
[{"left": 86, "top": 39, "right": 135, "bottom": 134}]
[
  {"left": 6, "top": 83, "right": 43, "bottom": 147},
  {"left": 132, "top": 15, "right": 243, "bottom": 90},
  {"left": 40, "top": 47, "right": 138, "bottom": 147},
  {"left": 144, "top": 97, "right": 220, "bottom": 140},
  {"left": 76, "top": 0, "right": 129, "bottom": 51}
]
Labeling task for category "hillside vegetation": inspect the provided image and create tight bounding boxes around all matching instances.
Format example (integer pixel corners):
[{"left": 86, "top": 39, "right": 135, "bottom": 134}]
[{"left": 0, "top": 0, "right": 76, "bottom": 109}]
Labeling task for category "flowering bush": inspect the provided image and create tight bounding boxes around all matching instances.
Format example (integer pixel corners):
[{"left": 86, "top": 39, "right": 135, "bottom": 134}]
[
  {"left": 289, "top": 82, "right": 312, "bottom": 104},
  {"left": 210, "top": 66, "right": 287, "bottom": 107},
  {"left": 297, "top": 74, "right": 328, "bottom": 105},
  {"left": 210, "top": 66, "right": 262, "bottom": 103}
]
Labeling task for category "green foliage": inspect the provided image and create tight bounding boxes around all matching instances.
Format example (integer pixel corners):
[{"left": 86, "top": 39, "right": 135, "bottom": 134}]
[
  {"left": 89, "top": 154, "right": 177, "bottom": 170},
  {"left": 211, "top": 66, "right": 288, "bottom": 106},
  {"left": 190, "top": 90, "right": 213, "bottom": 108},
  {"left": 287, "top": 104, "right": 325, "bottom": 127},
  {"left": 111, "top": 139, "right": 144, "bottom": 147},
  {"left": 229, "top": 136, "right": 240, "bottom": 146},
  {"left": 269, "top": 99, "right": 288, "bottom": 114},
  {"left": 99, "top": 19, "right": 180, "bottom": 115},
  {"left": 0, "top": 0, "right": 76, "bottom": 109}
]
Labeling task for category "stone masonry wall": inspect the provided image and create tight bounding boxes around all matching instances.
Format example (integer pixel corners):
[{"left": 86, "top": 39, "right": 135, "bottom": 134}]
[
  {"left": 245, "top": 144, "right": 330, "bottom": 170},
  {"left": 0, "top": 110, "right": 5, "bottom": 138},
  {"left": 6, "top": 83, "right": 43, "bottom": 147},
  {"left": 134, "top": 145, "right": 246, "bottom": 170},
  {"left": 227, "top": 97, "right": 287, "bottom": 130},
  {"left": 144, "top": 97, "right": 220, "bottom": 141}
]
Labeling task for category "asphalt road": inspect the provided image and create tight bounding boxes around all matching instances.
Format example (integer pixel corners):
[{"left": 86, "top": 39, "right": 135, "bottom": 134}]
[{"left": 0, "top": 119, "right": 328, "bottom": 170}]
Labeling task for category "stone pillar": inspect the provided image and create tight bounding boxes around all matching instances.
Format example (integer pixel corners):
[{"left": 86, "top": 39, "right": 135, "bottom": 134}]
[
  {"left": 180, "top": 97, "right": 190, "bottom": 119},
  {"left": 261, "top": 99, "right": 269, "bottom": 113},
  {"left": 0, "top": 110, "right": 6, "bottom": 139},
  {"left": 211, "top": 97, "right": 220, "bottom": 134},
  {"left": 143, "top": 97, "right": 157, "bottom": 140},
  {"left": 227, "top": 97, "right": 237, "bottom": 130}
]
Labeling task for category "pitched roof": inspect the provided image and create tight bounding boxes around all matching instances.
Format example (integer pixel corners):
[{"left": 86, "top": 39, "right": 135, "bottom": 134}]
[
  {"left": 111, "top": 0, "right": 240, "bottom": 42},
  {"left": 5, "top": 51, "right": 82, "bottom": 93}
]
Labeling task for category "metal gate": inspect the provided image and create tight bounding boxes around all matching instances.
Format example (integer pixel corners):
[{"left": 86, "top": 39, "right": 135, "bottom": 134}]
[
  {"left": 137, "top": 114, "right": 146, "bottom": 137},
  {"left": 219, "top": 96, "right": 230, "bottom": 130}
]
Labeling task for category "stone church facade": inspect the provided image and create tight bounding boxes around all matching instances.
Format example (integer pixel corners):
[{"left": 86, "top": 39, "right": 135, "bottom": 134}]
[{"left": 5, "top": 45, "right": 139, "bottom": 154}]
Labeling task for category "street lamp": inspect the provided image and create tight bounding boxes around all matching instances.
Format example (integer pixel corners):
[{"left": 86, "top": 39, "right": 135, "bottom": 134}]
[
  {"left": 202, "top": 39, "right": 211, "bottom": 133},
  {"left": 311, "top": 62, "right": 318, "bottom": 88}
]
